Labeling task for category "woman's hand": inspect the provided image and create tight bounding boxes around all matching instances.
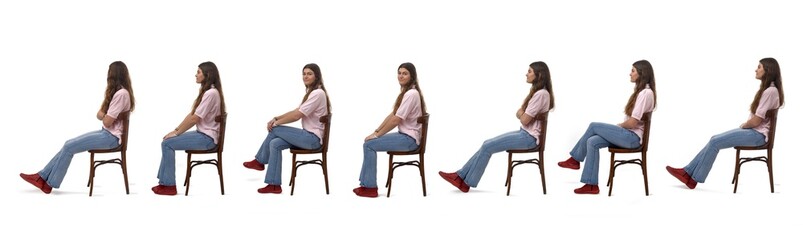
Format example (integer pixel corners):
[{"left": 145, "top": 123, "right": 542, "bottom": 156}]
[
  {"left": 364, "top": 132, "right": 378, "bottom": 142},
  {"left": 163, "top": 130, "right": 179, "bottom": 140},
  {"left": 267, "top": 118, "right": 277, "bottom": 131}
]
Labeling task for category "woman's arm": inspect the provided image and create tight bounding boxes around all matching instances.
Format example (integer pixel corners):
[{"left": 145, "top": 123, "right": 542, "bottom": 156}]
[
  {"left": 617, "top": 117, "right": 640, "bottom": 129},
  {"left": 268, "top": 108, "right": 304, "bottom": 131},
  {"left": 740, "top": 115, "right": 763, "bottom": 129},
  {"left": 164, "top": 113, "right": 201, "bottom": 139},
  {"left": 365, "top": 113, "right": 400, "bottom": 141},
  {"left": 517, "top": 107, "right": 535, "bottom": 125}
]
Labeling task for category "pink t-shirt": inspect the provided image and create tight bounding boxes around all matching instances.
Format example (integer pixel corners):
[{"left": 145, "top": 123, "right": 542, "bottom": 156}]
[
  {"left": 522, "top": 89, "right": 550, "bottom": 141},
  {"left": 103, "top": 89, "right": 131, "bottom": 144},
  {"left": 194, "top": 87, "right": 222, "bottom": 144},
  {"left": 395, "top": 89, "right": 423, "bottom": 145},
  {"left": 751, "top": 85, "right": 780, "bottom": 142},
  {"left": 298, "top": 89, "right": 329, "bottom": 144},
  {"left": 625, "top": 85, "right": 655, "bottom": 143}
]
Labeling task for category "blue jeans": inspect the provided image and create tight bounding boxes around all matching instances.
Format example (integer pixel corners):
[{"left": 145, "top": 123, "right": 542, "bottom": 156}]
[
  {"left": 684, "top": 128, "right": 765, "bottom": 183},
  {"left": 157, "top": 131, "right": 216, "bottom": 186},
  {"left": 457, "top": 129, "right": 537, "bottom": 187},
  {"left": 570, "top": 122, "right": 640, "bottom": 185},
  {"left": 255, "top": 126, "right": 321, "bottom": 185},
  {"left": 39, "top": 129, "right": 119, "bottom": 188},
  {"left": 359, "top": 132, "right": 418, "bottom": 188}
]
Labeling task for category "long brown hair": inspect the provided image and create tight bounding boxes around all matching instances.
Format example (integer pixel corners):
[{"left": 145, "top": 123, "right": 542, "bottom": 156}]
[
  {"left": 301, "top": 63, "right": 332, "bottom": 112},
  {"left": 101, "top": 61, "right": 136, "bottom": 113},
  {"left": 521, "top": 61, "right": 555, "bottom": 111},
  {"left": 392, "top": 62, "right": 427, "bottom": 115},
  {"left": 750, "top": 58, "right": 785, "bottom": 113},
  {"left": 192, "top": 61, "right": 226, "bottom": 114},
  {"left": 624, "top": 60, "right": 657, "bottom": 116}
]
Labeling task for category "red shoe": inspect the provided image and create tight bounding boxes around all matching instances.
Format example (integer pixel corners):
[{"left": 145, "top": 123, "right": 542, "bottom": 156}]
[
  {"left": 666, "top": 166, "right": 697, "bottom": 189},
  {"left": 558, "top": 157, "right": 581, "bottom": 170},
  {"left": 257, "top": 184, "right": 282, "bottom": 194},
  {"left": 438, "top": 171, "right": 469, "bottom": 192},
  {"left": 151, "top": 185, "right": 177, "bottom": 195},
  {"left": 20, "top": 173, "right": 52, "bottom": 194},
  {"left": 573, "top": 184, "right": 600, "bottom": 194},
  {"left": 243, "top": 159, "right": 265, "bottom": 171},
  {"left": 353, "top": 186, "right": 378, "bottom": 198}
]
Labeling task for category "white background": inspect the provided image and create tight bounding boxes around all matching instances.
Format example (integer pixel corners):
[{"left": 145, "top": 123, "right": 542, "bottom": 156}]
[{"left": 1, "top": 0, "right": 800, "bottom": 239}]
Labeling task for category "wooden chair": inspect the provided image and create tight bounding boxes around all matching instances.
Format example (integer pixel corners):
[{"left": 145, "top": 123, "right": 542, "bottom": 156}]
[
  {"left": 606, "top": 111, "right": 652, "bottom": 196},
  {"left": 505, "top": 112, "right": 549, "bottom": 196},
  {"left": 288, "top": 114, "right": 332, "bottom": 195},
  {"left": 183, "top": 113, "right": 227, "bottom": 196},
  {"left": 385, "top": 113, "right": 430, "bottom": 197},
  {"left": 87, "top": 111, "right": 131, "bottom": 197},
  {"left": 732, "top": 108, "right": 778, "bottom": 193}
]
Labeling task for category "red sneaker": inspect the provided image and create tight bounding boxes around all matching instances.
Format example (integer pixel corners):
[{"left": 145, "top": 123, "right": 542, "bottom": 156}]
[
  {"left": 438, "top": 171, "right": 469, "bottom": 192},
  {"left": 573, "top": 184, "right": 600, "bottom": 194},
  {"left": 558, "top": 157, "right": 581, "bottom": 170},
  {"left": 243, "top": 159, "right": 265, "bottom": 171},
  {"left": 665, "top": 166, "right": 697, "bottom": 189},
  {"left": 151, "top": 185, "right": 177, "bottom": 195},
  {"left": 353, "top": 186, "right": 378, "bottom": 198},
  {"left": 257, "top": 184, "right": 282, "bottom": 194},
  {"left": 20, "top": 173, "right": 52, "bottom": 194}
]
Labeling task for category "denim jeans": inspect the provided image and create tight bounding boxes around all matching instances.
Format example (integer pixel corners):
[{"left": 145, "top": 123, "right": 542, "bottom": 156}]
[
  {"left": 457, "top": 128, "right": 537, "bottom": 187},
  {"left": 359, "top": 132, "right": 418, "bottom": 188},
  {"left": 570, "top": 122, "right": 640, "bottom": 185},
  {"left": 255, "top": 126, "right": 321, "bottom": 185},
  {"left": 684, "top": 128, "right": 765, "bottom": 183},
  {"left": 157, "top": 131, "right": 216, "bottom": 186},
  {"left": 39, "top": 129, "right": 119, "bottom": 188}
]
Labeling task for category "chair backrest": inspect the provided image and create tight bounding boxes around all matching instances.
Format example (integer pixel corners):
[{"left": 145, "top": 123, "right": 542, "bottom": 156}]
[
  {"left": 534, "top": 112, "right": 549, "bottom": 152},
  {"left": 765, "top": 108, "right": 779, "bottom": 150},
  {"left": 416, "top": 113, "right": 430, "bottom": 154},
  {"left": 118, "top": 111, "right": 131, "bottom": 151},
  {"left": 215, "top": 112, "right": 228, "bottom": 153},
  {"left": 319, "top": 114, "right": 332, "bottom": 152},
  {"left": 639, "top": 111, "right": 653, "bottom": 152}
]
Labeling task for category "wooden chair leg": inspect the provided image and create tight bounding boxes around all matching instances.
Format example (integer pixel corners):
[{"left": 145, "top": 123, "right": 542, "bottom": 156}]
[
  {"left": 385, "top": 156, "right": 393, "bottom": 188},
  {"left": 733, "top": 150, "right": 741, "bottom": 193},
  {"left": 89, "top": 153, "right": 96, "bottom": 196},
  {"left": 122, "top": 152, "right": 130, "bottom": 194},
  {"left": 290, "top": 154, "right": 298, "bottom": 196},
  {"left": 217, "top": 154, "right": 225, "bottom": 195},
  {"left": 607, "top": 152, "right": 615, "bottom": 196},
  {"left": 419, "top": 155, "right": 427, "bottom": 197},
  {"left": 386, "top": 155, "right": 394, "bottom": 198},
  {"left": 184, "top": 153, "right": 192, "bottom": 196},
  {"left": 505, "top": 153, "right": 512, "bottom": 187},
  {"left": 732, "top": 150, "right": 740, "bottom": 184},
  {"left": 88, "top": 153, "right": 94, "bottom": 187},
  {"left": 768, "top": 150, "right": 775, "bottom": 193},
  {"left": 322, "top": 153, "right": 330, "bottom": 194},
  {"left": 539, "top": 152, "right": 547, "bottom": 195},
  {"left": 641, "top": 154, "right": 649, "bottom": 196}
]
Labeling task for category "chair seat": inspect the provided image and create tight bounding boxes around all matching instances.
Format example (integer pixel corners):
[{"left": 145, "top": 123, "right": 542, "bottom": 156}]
[
  {"left": 507, "top": 148, "right": 539, "bottom": 154},
  {"left": 186, "top": 147, "right": 218, "bottom": 154},
  {"left": 608, "top": 147, "right": 642, "bottom": 153},
  {"left": 89, "top": 146, "right": 123, "bottom": 154},
  {"left": 290, "top": 147, "right": 322, "bottom": 154},
  {"left": 734, "top": 145, "right": 768, "bottom": 150},
  {"left": 387, "top": 150, "right": 420, "bottom": 155}
]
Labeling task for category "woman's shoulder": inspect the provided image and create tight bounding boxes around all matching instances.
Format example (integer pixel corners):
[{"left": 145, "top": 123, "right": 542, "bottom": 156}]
[
  {"left": 114, "top": 88, "right": 130, "bottom": 97},
  {"left": 204, "top": 87, "right": 221, "bottom": 96},
  {"left": 639, "top": 87, "right": 654, "bottom": 96},
  {"left": 404, "top": 88, "right": 420, "bottom": 97},
  {"left": 310, "top": 88, "right": 326, "bottom": 96}
]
